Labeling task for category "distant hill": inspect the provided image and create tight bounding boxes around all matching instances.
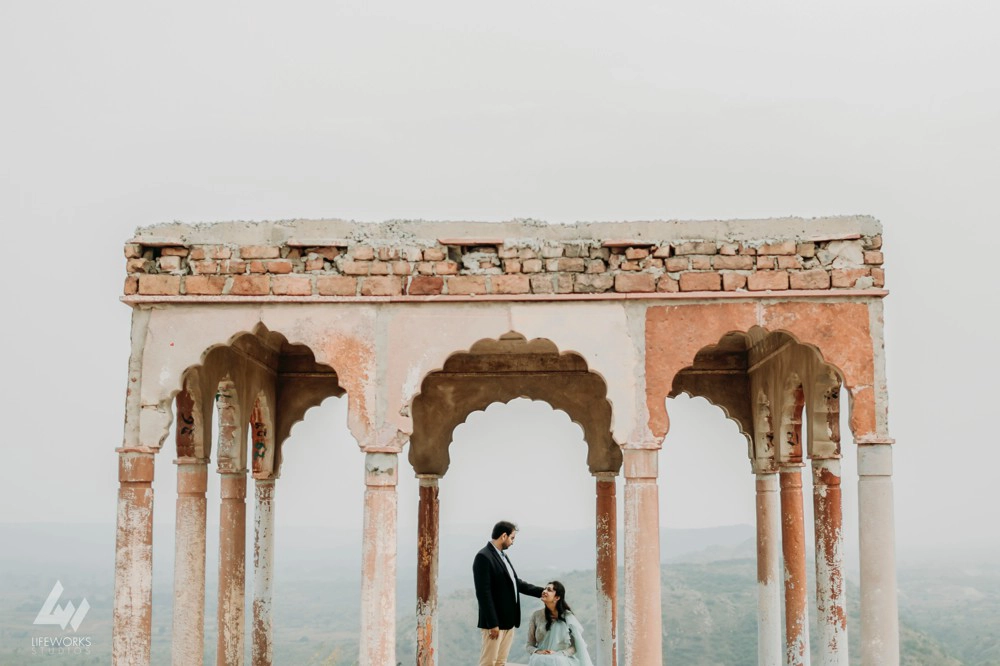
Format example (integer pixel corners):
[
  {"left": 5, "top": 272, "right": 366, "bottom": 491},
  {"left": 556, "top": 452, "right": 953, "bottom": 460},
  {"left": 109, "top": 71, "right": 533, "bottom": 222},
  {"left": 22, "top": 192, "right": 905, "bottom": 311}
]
[{"left": 0, "top": 523, "right": 992, "bottom": 664}]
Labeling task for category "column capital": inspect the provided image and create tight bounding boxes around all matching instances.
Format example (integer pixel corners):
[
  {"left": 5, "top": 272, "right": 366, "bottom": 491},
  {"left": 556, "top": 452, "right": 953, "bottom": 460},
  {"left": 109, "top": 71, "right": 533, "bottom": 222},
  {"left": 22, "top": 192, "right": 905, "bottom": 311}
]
[
  {"left": 856, "top": 436, "right": 894, "bottom": 446},
  {"left": 366, "top": 451, "right": 399, "bottom": 487},
  {"left": 416, "top": 474, "right": 440, "bottom": 487},
  {"left": 593, "top": 471, "right": 618, "bottom": 481},
  {"left": 622, "top": 449, "right": 657, "bottom": 480},
  {"left": 858, "top": 443, "right": 893, "bottom": 476},
  {"left": 118, "top": 449, "right": 155, "bottom": 483},
  {"left": 173, "top": 456, "right": 208, "bottom": 466}
]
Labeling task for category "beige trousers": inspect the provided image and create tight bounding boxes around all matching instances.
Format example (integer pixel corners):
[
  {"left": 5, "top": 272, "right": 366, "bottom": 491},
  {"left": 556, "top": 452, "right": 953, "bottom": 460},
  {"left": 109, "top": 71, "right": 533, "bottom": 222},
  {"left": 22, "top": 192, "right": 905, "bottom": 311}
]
[{"left": 479, "top": 628, "right": 515, "bottom": 666}]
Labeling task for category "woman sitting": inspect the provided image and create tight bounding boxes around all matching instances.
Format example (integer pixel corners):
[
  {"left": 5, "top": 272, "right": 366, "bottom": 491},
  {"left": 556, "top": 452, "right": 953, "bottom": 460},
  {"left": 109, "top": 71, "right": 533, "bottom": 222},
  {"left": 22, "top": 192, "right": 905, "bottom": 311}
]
[{"left": 525, "top": 581, "right": 594, "bottom": 666}]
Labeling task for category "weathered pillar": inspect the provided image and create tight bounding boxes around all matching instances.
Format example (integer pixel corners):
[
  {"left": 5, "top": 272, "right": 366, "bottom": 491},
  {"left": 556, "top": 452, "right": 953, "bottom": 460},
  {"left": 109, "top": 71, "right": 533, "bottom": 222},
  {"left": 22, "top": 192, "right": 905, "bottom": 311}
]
[
  {"left": 780, "top": 465, "right": 810, "bottom": 666},
  {"left": 252, "top": 478, "right": 276, "bottom": 666},
  {"left": 172, "top": 457, "right": 208, "bottom": 666},
  {"left": 217, "top": 469, "right": 248, "bottom": 666},
  {"left": 360, "top": 452, "right": 398, "bottom": 666},
  {"left": 622, "top": 449, "right": 661, "bottom": 666},
  {"left": 113, "top": 448, "right": 156, "bottom": 666},
  {"left": 416, "top": 475, "right": 440, "bottom": 666},
  {"left": 857, "top": 439, "right": 899, "bottom": 665},
  {"left": 755, "top": 472, "right": 782, "bottom": 666},
  {"left": 595, "top": 472, "right": 618, "bottom": 666},
  {"left": 813, "top": 459, "right": 849, "bottom": 666}
]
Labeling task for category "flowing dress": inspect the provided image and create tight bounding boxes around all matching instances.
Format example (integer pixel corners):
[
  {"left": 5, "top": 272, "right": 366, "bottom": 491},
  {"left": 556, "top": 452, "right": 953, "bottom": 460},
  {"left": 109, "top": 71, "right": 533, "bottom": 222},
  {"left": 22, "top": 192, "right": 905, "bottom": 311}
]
[{"left": 525, "top": 609, "right": 595, "bottom": 666}]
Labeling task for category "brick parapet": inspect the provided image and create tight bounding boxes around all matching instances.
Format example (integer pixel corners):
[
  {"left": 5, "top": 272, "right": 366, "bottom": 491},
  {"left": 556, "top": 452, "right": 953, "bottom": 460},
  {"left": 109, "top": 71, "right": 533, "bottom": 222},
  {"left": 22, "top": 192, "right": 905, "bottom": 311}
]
[{"left": 123, "top": 220, "right": 886, "bottom": 299}]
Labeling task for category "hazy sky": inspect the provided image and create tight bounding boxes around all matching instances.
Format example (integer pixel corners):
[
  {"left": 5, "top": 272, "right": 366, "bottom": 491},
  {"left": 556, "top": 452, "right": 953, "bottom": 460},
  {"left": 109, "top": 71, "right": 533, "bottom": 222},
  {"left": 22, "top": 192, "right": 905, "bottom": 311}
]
[{"left": 2, "top": 0, "right": 998, "bottom": 560}]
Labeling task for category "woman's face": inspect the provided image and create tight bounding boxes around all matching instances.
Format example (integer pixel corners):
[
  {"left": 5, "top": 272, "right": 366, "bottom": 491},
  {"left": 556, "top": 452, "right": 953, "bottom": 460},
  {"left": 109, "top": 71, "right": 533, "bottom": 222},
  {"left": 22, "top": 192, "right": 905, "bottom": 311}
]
[{"left": 541, "top": 584, "right": 561, "bottom": 605}]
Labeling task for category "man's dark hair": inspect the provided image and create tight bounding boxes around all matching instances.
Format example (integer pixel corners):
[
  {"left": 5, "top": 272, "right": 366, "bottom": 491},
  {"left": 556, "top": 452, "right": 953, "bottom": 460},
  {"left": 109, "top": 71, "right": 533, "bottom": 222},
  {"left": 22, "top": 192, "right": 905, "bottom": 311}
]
[{"left": 492, "top": 520, "right": 517, "bottom": 540}]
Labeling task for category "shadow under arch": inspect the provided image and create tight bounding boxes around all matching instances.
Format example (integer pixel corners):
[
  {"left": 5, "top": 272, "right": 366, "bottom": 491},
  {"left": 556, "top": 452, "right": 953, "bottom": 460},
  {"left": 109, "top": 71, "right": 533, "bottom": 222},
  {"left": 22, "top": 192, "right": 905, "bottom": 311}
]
[
  {"left": 409, "top": 331, "right": 622, "bottom": 477},
  {"left": 175, "top": 323, "right": 344, "bottom": 470},
  {"left": 669, "top": 325, "right": 848, "bottom": 460}
]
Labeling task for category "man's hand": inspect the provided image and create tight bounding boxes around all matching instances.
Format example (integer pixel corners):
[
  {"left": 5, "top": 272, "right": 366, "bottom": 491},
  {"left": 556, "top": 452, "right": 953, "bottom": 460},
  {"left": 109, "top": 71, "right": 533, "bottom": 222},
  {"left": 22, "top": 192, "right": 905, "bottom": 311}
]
[{"left": 488, "top": 627, "right": 500, "bottom": 640}]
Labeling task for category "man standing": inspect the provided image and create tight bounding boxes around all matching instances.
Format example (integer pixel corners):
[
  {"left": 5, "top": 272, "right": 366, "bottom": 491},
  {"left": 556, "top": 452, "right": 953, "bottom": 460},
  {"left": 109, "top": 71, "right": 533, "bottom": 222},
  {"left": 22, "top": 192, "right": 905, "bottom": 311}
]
[{"left": 473, "top": 520, "right": 543, "bottom": 666}]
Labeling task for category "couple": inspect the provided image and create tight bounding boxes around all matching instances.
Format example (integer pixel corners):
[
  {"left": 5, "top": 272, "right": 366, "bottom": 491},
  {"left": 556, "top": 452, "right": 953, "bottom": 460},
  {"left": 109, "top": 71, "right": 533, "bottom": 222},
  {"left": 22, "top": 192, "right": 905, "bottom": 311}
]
[{"left": 473, "top": 520, "right": 594, "bottom": 666}]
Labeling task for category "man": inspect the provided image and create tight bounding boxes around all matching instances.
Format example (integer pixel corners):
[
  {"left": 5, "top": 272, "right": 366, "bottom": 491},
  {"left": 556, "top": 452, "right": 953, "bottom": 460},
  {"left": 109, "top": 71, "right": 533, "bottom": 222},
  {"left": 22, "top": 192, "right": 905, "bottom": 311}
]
[{"left": 473, "top": 520, "right": 543, "bottom": 666}]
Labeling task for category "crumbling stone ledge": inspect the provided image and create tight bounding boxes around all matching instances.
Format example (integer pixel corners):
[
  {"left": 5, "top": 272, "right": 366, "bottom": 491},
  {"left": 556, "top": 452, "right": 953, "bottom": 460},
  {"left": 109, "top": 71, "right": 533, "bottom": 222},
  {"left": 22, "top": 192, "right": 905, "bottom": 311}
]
[{"left": 123, "top": 217, "right": 885, "bottom": 298}]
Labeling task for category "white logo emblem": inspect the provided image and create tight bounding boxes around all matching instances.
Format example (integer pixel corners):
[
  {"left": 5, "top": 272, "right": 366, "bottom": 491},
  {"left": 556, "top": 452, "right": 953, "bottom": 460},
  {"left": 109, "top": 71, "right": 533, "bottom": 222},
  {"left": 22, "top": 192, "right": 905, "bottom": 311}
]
[{"left": 34, "top": 581, "right": 90, "bottom": 632}]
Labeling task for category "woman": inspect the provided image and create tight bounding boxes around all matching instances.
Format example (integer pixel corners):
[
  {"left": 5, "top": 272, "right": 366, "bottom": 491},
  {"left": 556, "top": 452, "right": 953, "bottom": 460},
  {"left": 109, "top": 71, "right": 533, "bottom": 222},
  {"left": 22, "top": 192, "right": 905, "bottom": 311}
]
[{"left": 525, "top": 581, "right": 594, "bottom": 666}]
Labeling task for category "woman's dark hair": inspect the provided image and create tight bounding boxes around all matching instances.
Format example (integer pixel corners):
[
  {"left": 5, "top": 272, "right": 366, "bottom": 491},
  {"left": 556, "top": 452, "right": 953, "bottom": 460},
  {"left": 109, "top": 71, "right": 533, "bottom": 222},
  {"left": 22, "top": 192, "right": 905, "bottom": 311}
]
[
  {"left": 544, "top": 580, "right": 572, "bottom": 630},
  {"left": 492, "top": 521, "right": 517, "bottom": 540}
]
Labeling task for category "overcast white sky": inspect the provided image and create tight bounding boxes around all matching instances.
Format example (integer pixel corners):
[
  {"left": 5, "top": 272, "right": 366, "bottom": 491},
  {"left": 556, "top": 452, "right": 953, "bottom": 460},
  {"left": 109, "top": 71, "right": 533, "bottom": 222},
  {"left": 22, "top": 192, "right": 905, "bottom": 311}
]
[{"left": 1, "top": 0, "right": 998, "bottom": 560}]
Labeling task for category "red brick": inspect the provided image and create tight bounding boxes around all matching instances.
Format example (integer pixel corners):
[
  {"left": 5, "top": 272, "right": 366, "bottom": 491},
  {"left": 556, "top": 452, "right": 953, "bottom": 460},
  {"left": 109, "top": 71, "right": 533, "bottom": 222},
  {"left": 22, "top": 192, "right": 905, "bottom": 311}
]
[
  {"left": 522, "top": 259, "right": 543, "bottom": 273},
  {"left": 574, "top": 274, "right": 614, "bottom": 293},
  {"left": 831, "top": 268, "right": 870, "bottom": 288},
  {"left": 679, "top": 272, "right": 722, "bottom": 291},
  {"left": 390, "top": 261, "right": 411, "bottom": 275},
  {"left": 138, "top": 275, "right": 181, "bottom": 295},
  {"left": 190, "top": 260, "right": 220, "bottom": 275},
  {"left": 124, "top": 244, "right": 143, "bottom": 259},
  {"left": 446, "top": 276, "right": 487, "bottom": 295},
  {"left": 747, "top": 270, "right": 789, "bottom": 291},
  {"left": 777, "top": 255, "right": 802, "bottom": 269},
  {"left": 369, "top": 261, "right": 390, "bottom": 276},
  {"left": 126, "top": 258, "right": 149, "bottom": 273},
  {"left": 738, "top": 244, "right": 757, "bottom": 255},
  {"left": 158, "top": 255, "right": 181, "bottom": 272},
  {"left": 352, "top": 246, "right": 375, "bottom": 261},
  {"left": 620, "top": 260, "right": 641, "bottom": 271},
  {"left": 271, "top": 276, "right": 312, "bottom": 296},
  {"left": 865, "top": 235, "right": 883, "bottom": 250},
  {"left": 498, "top": 246, "right": 519, "bottom": 259},
  {"left": 317, "top": 276, "right": 358, "bottom": 296},
  {"left": 231, "top": 275, "right": 270, "bottom": 296},
  {"left": 864, "top": 251, "right": 884, "bottom": 265},
  {"left": 549, "top": 257, "right": 586, "bottom": 272},
  {"left": 756, "top": 256, "right": 776, "bottom": 270},
  {"left": 240, "top": 245, "right": 280, "bottom": 259},
  {"left": 757, "top": 241, "right": 796, "bottom": 255},
  {"left": 311, "top": 247, "right": 340, "bottom": 261},
  {"left": 266, "top": 260, "right": 294, "bottom": 274},
  {"left": 614, "top": 273, "right": 655, "bottom": 293},
  {"left": 341, "top": 260, "right": 371, "bottom": 276},
  {"left": 220, "top": 260, "right": 246, "bottom": 274},
  {"left": 586, "top": 260, "right": 606, "bottom": 274},
  {"left": 541, "top": 245, "right": 564, "bottom": 259},
  {"left": 161, "top": 247, "right": 189, "bottom": 257},
  {"left": 416, "top": 262, "right": 435, "bottom": 275},
  {"left": 286, "top": 248, "right": 301, "bottom": 260},
  {"left": 675, "top": 241, "right": 717, "bottom": 255},
  {"left": 248, "top": 260, "right": 267, "bottom": 274},
  {"left": 714, "top": 255, "right": 754, "bottom": 270},
  {"left": 435, "top": 261, "right": 459, "bottom": 275},
  {"left": 555, "top": 274, "right": 574, "bottom": 293},
  {"left": 519, "top": 247, "right": 538, "bottom": 260},
  {"left": 722, "top": 273, "right": 747, "bottom": 291},
  {"left": 423, "top": 248, "right": 446, "bottom": 261},
  {"left": 504, "top": 259, "right": 522, "bottom": 274},
  {"left": 656, "top": 275, "right": 679, "bottom": 292},
  {"left": 377, "top": 247, "right": 399, "bottom": 261},
  {"left": 647, "top": 258, "right": 663, "bottom": 269},
  {"left": 184, "top": 275, "right": 227, "bottom": 295},
  {"left": 407, "top": 276, "right": 444, "bottom": 295},
  {"left": 208, "top": 246, "right": 232, "bottom": 259},
  {"left": 124, "top": 276, "right": 139, "bottom": 294},
  {"left": 360, "top": 276, "right": 402, "bottom": 296},
  {"left": 493, "top": 275, "right": 531, "bottom": 294},
  {"left": 652, "top": 245, "right": 672, "bottom": 258},
  {"left": 625, "top": 247, "right": 649, "bottom": 260},
  {"left": 690, "top": 256, "right": 712, "bottom": 270},
  {"left": 530, "top": 274, "right": 555, "bottom": 293},
  {"left": 871, "top": 267, "right": 885, "bottom": 287},
  {"left": 304, "top": 258, "right": 325, "bottom": 271},
  {"left": 789, "top": 269, "right": 831, "bottom": 290},
  {"left": 719, "top": 242, "right": 739, "bottom": 256},
  {"left": 665, "top": 257, "right": 689, "bottom": 272},
  {"left": 796, "top": 242, "right": 816, "bottom": 258}
]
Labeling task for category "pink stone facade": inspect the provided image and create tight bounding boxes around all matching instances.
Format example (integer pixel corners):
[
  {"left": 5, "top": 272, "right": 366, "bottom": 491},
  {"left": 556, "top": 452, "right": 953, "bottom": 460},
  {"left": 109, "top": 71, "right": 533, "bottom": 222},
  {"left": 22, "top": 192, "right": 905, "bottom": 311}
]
[{"left": 113, "top": 217, "right": 897, "bottom": 666}]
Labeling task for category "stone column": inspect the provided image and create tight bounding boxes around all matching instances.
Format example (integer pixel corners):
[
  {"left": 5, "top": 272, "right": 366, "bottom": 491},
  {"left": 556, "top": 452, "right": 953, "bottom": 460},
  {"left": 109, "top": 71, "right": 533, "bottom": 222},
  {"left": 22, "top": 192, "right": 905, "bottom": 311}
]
[
  {"left": 217, "top": 469, "right": 248, "bottom": 666},
  {"left": 857, "top": 439, "right": 899, "bottom": 665},
  {"left": 595, "top": 473, "right": 618, "bottom": 666},
  {"left": 812, "top": 459, "right": 849, "bottom": 666},
  {"left": 780, "top": 466, "right": 810, "bottom": 666},
  {"left": 252, "top": 478, "right": 276, "bottom": 666},
  {"left": 622, "top": 449, "right": 661, "bottom": 666},
  {"left": 416, "top": 475, "right": 440, "bottom": 666},
  {"left": 172, "top": 457, "right": 208, "bottom": 666},
  {"left": 360, "top": 452, "right": 398, "bottom": 666},
  {"left": 113, "top": 448, "right": 156, "bottom": 666},
  {"left": 755, "top": 472, "right": 782, "bottom": 666}
]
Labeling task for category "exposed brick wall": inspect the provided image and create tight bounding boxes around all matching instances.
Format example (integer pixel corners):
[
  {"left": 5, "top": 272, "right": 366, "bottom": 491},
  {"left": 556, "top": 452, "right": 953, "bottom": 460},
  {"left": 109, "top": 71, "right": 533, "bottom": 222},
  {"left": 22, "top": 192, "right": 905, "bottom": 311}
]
[{"left": 122, "top": 235, "right": 885, "bottom": 297}]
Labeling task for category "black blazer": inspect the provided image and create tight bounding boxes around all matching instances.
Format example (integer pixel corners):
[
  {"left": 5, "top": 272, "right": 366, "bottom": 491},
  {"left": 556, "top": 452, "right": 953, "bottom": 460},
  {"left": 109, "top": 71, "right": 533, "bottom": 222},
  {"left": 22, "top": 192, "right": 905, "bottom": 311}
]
[{"left": 473, "top": 542, "right": 543, "bottom": 630}]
